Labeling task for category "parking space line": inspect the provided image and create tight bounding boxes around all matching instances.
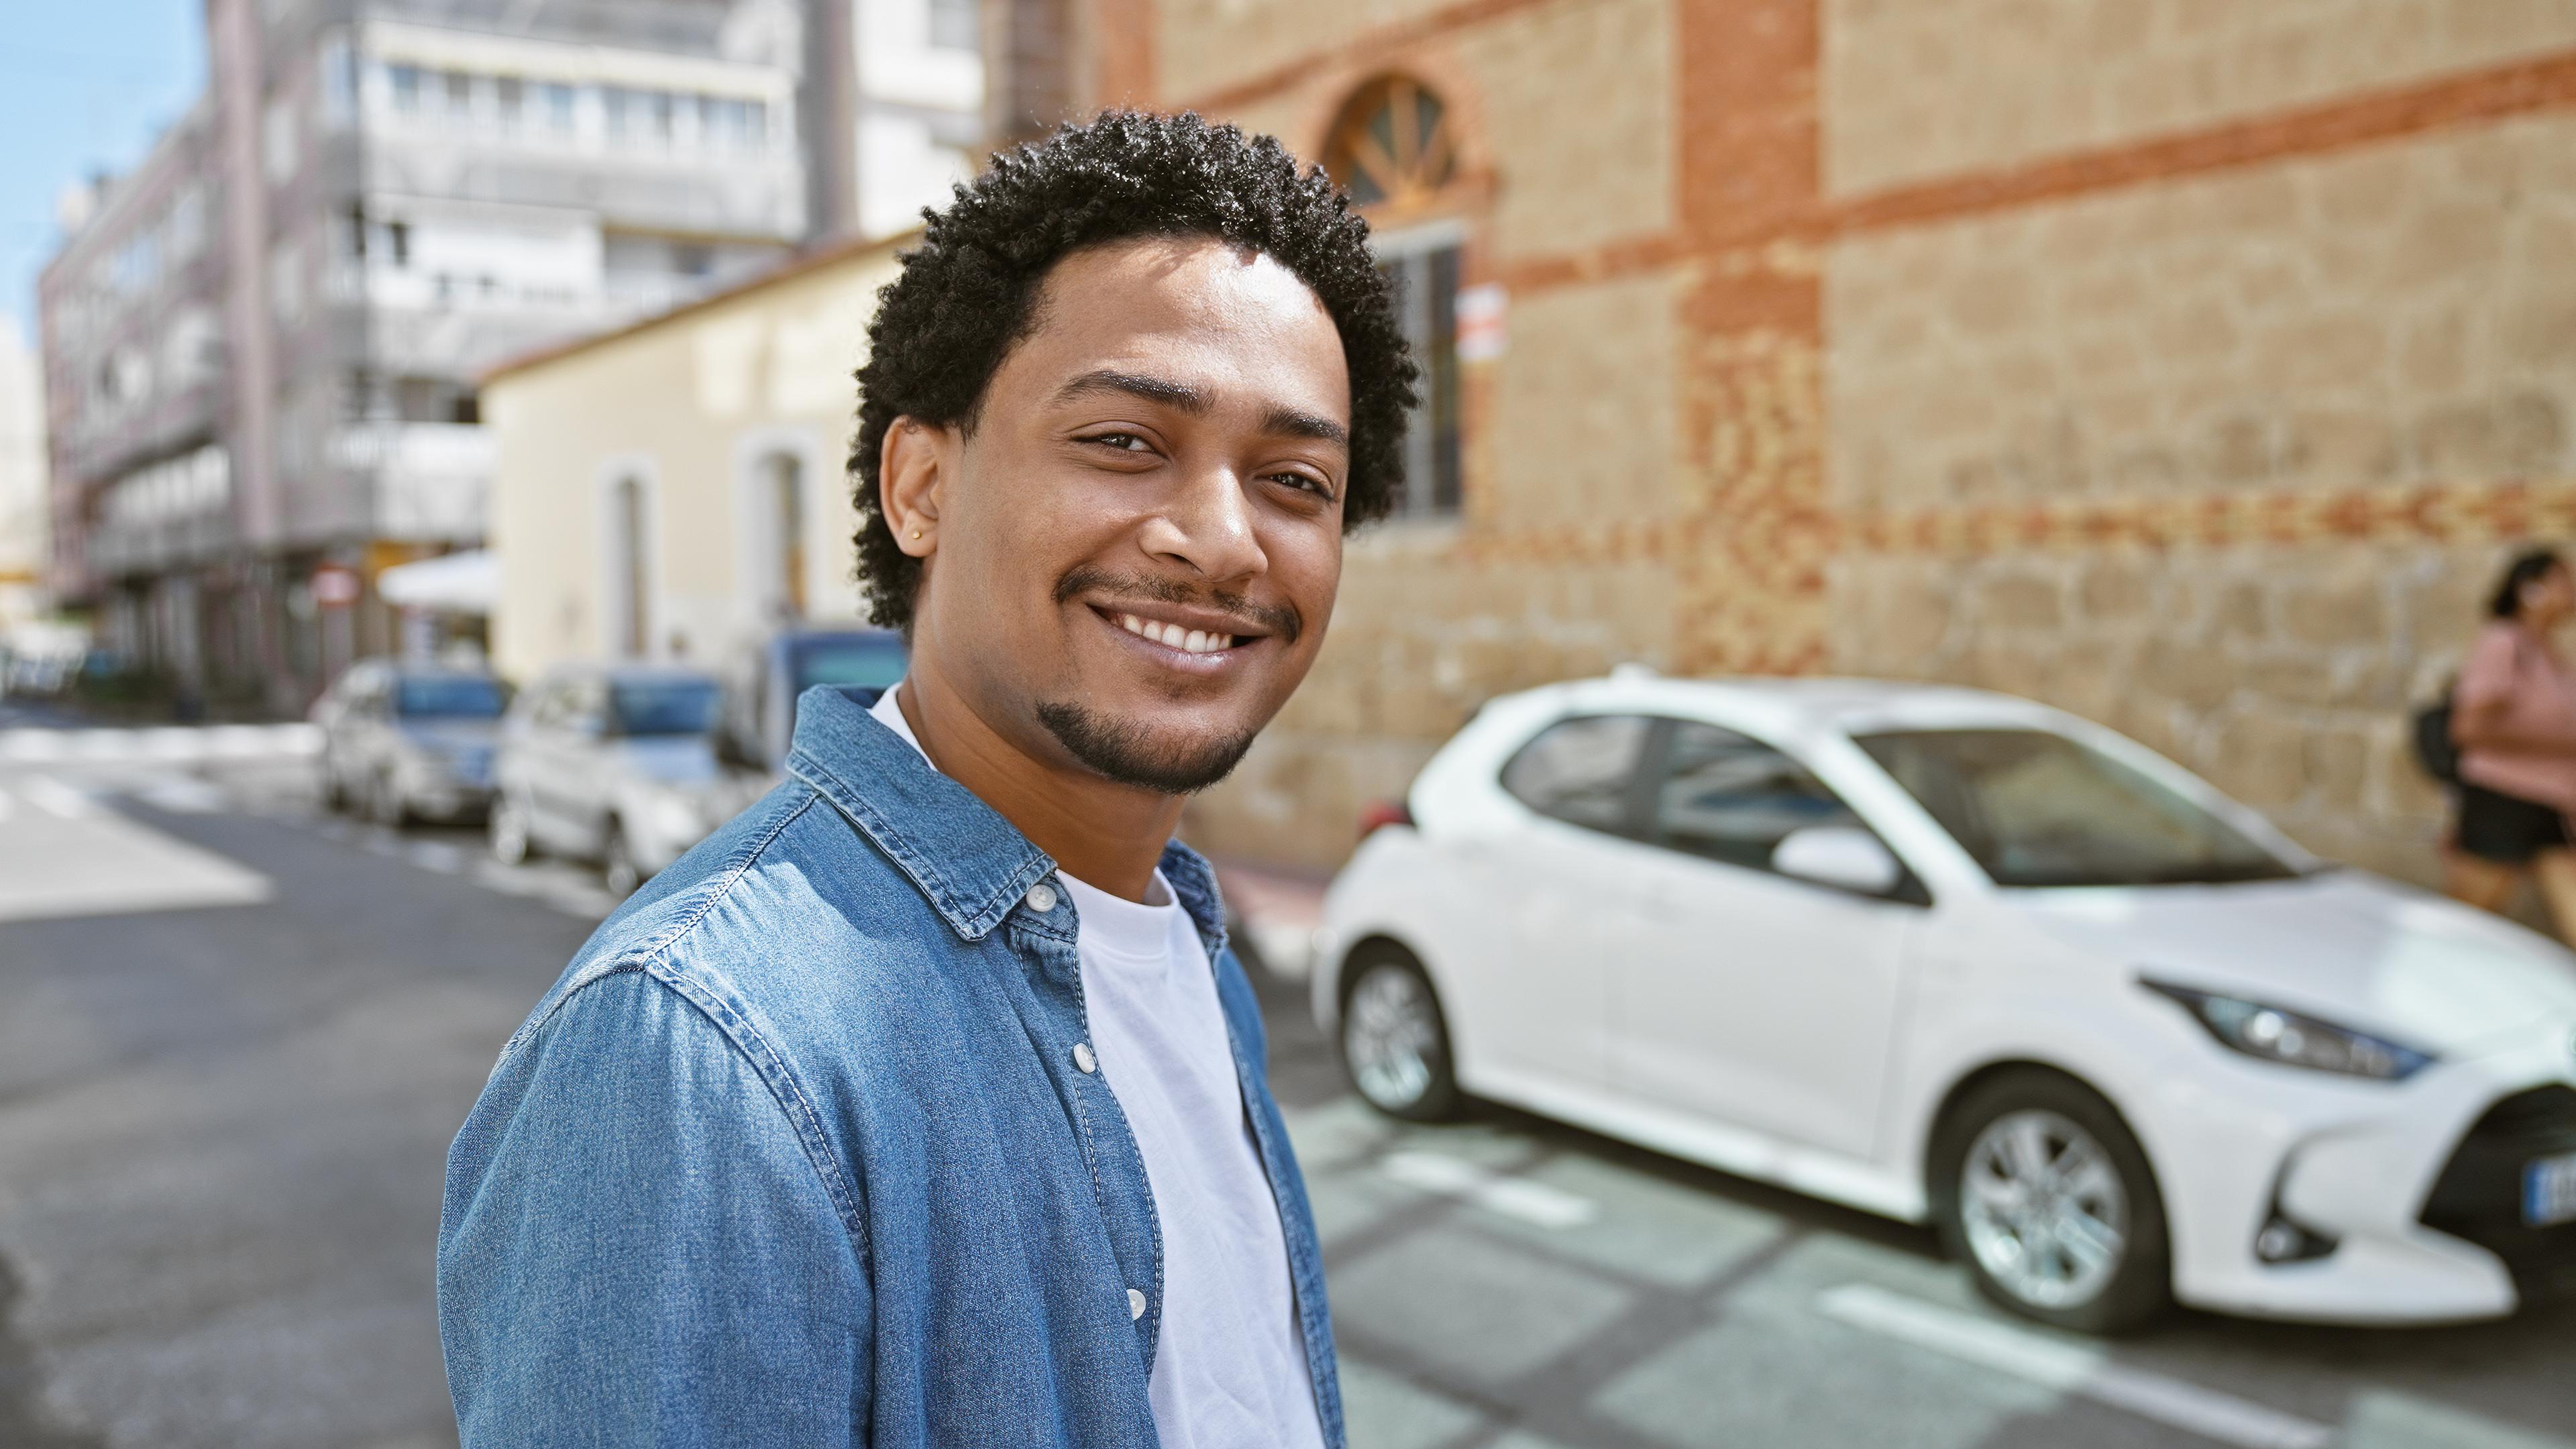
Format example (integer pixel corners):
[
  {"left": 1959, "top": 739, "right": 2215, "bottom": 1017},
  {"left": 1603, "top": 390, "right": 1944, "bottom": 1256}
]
[
  {"left": 1816, "top": 1284, "right": 2331, "bottom": 1449},
  {"left": 17, "top": 776, "right": 95, "bottom": 819},
  {"left": 1379, "top": 1149, "right": 1599, "bottom": 1229}
]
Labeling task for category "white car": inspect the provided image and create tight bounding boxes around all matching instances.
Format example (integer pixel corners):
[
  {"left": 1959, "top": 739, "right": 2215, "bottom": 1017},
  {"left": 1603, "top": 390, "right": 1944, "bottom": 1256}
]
[
  {"left": 489, "top": 664, "right": 769, "bottom": 894},
  {"left": 1314, "top": 673, "right": 2576, "bottom": 1332}
]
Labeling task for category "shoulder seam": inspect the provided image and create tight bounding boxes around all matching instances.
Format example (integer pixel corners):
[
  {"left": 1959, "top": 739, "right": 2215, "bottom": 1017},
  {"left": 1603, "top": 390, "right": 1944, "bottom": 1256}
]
[{"left": 494, "top": 790, "right": 873, "bottom": 1256}]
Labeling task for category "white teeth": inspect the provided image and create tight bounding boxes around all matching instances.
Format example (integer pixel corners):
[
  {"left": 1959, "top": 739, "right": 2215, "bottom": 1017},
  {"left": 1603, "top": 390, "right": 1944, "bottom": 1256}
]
[{"left": 1113, "top": 611, "right": 1232, "bottom": 655}]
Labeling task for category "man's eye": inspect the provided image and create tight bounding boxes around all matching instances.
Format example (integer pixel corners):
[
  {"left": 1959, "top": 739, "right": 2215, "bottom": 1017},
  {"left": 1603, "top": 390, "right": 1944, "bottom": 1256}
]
[
  {"left": 1088, "top": 433, "right": 1151, "bottom": 453},
  {"left": 1270, "top": 472, "right": 1334, "bottom": 500}
]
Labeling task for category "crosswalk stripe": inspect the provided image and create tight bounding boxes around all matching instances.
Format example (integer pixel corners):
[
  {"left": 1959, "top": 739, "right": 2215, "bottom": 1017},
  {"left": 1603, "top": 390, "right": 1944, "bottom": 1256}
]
[{"left": 17, "top": 776, "right": 95, "bottom": 819}]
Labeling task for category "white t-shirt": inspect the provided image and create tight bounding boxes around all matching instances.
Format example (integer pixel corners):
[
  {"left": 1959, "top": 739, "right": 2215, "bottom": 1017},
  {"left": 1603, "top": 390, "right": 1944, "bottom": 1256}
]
[{"left": 869, "top": 690, "right": 1325, "bottom": 1449}]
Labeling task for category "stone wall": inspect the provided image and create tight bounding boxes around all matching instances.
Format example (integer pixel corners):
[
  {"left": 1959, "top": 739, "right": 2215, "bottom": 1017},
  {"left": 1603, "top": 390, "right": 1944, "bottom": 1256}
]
[
  {"left": 1826, "top": 112, "right": 2576, "bottom": 516},
  {"left": 1823, "top": 0, "right": 2576, "bottom": 195}
]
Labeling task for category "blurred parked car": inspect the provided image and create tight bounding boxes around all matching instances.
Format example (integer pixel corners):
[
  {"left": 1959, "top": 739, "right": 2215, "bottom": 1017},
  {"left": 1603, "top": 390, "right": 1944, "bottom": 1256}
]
[
  {"left": 490, "top": 663, "right": 768, "bottom": 893},
  {"left": 723, "top": 623, "right": 908, "bottom": 770},
  {"left": 1318, "top": 673, "right": 2576, "bottom": 1333},
  {"left": 312, "top": 659, "right": 510, "bottom": 824}
]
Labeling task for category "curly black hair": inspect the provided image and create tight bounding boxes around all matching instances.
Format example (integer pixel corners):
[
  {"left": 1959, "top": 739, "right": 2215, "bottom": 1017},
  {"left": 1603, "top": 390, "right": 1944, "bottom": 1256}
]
[{"left": 848, "top": 109, "right": 1417, "bottom": 631}]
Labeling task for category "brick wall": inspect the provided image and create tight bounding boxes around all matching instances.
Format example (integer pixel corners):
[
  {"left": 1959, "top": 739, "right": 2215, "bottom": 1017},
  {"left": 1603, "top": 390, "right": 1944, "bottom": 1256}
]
[{"left": 1824, "top": 0, "right": 2576, "bottom": 195}]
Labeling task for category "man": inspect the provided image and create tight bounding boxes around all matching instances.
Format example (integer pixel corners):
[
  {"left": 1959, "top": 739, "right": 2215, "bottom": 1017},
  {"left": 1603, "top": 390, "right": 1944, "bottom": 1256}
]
[{"left": 437, "top": 111, "right": 1417, "bottom": 1447}]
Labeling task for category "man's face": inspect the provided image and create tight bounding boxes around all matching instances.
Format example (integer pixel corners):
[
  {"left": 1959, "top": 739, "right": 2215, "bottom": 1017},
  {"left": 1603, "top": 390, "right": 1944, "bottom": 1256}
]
[{"left": 898, "top": 235, "right": 1352, "bottom": 794}]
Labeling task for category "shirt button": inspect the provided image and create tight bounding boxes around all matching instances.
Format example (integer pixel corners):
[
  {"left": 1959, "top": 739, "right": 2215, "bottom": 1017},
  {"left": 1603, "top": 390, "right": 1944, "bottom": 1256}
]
[
  {"left": 1073, "top": 1042, "right": 1097, "bottom": 1074},
  {"left": 1025, "top": 882, "right": 1058, "bottom": 914},
  {"left": 1127, "top": 1288, "right": 1148, "bottom": 1321}
]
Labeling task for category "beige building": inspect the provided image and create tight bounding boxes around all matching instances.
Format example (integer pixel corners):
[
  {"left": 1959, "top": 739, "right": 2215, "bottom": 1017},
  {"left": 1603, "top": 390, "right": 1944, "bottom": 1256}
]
[
  {"left": 1031, "top": 0, "right": 2576, "bottom": 883},
  {"left": 480, "top": 233, "right": 906, "bottom": 684}
]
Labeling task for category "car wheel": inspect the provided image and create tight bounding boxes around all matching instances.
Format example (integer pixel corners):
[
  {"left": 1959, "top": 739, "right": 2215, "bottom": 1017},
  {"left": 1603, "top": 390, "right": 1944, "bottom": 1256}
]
[
  {"left": 489, "top": 793, "right": 533, "bottom": 866},
  {"left": 1933, "top": 1069, "right": 2171, "bottom": 1334},
  {"left": 321, "top": 757, "right": 350, "bottom": 812},
  {"left": 1338, "top": 946, "right": 1461, "bottom": 1122},
  {"left": 366, "top": 770, "right": 408, "bottom": 829},
  {"left": 600, "top": 818, "right": 642, "bottom": 897}
]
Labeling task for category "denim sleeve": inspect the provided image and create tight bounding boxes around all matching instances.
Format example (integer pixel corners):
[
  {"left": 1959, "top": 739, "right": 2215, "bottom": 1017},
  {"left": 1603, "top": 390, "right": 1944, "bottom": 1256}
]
[{"left": 438, "top": 967, "right": 869, "bottom": 1446}]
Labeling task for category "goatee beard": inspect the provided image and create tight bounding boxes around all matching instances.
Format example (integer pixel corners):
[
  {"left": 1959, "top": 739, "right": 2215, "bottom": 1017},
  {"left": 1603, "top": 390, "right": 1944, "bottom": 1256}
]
[{"left": 1035, "top": 700, "right": 1259, "bottom": 795}]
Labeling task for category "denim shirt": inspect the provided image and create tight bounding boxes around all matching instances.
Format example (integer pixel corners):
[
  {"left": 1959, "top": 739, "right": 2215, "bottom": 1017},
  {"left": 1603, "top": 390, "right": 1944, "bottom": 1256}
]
[{"left": 437, "top": 686, "right": 1342, "bottom": 1447}]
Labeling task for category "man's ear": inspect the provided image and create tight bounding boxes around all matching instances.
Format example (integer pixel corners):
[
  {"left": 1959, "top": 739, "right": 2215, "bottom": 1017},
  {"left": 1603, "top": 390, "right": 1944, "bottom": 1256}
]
[{"left": 881, "top": 418, "right": 956, "bottom": 559}]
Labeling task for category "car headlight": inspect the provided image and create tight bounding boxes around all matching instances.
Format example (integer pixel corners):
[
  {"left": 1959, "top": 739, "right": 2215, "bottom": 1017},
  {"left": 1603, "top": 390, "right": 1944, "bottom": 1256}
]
[{"left": 2141, "top": 979, "right": 2434, "bottom": 1081}]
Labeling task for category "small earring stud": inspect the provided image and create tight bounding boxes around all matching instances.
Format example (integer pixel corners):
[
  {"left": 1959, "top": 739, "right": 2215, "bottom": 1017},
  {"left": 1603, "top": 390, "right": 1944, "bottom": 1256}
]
[{"left": 910, "top": 529, "right": 922, "bottom": 539}]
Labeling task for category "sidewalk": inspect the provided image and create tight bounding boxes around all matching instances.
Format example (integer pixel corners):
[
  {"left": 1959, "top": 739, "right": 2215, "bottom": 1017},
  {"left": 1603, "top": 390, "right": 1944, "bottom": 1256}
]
[{"left": 1212, "top": 857, "right": 1332, "bottom": 981}]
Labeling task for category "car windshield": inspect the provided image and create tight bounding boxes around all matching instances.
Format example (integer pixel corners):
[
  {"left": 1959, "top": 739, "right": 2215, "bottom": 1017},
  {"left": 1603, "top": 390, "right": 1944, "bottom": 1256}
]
[
  {"left": 791, "top": 637, "right": 908, "bottom": 693},
  {"left": 611, "top": 680, "right": 723, "bottom": 737},
  {"left": 395, "top": 676, "right": 506, "bottom": 719},
  {"left": 1854, "top": 728, "right": 2301, "bottom": 888}
]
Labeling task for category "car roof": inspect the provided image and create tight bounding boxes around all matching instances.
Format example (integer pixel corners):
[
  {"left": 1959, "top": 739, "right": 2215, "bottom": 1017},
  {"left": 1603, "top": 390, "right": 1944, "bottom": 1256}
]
[
  {"left": 1516, "top": 672, "right": 2072, "bottom": 738},
  {"left": 545, "top": 662, "right": 722, "bottom": 686}
]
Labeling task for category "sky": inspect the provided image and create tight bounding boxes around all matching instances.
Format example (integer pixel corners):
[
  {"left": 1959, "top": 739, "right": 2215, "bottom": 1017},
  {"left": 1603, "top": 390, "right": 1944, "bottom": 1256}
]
[{"left": 0, "top": 2, "right": 207, "bottom": 350}]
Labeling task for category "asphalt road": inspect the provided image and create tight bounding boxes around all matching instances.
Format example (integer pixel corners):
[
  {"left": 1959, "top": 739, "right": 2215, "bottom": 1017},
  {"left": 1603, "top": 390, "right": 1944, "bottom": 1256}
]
[{"left": 1, "top": 722, "right": 2572, "bottom": 1448}]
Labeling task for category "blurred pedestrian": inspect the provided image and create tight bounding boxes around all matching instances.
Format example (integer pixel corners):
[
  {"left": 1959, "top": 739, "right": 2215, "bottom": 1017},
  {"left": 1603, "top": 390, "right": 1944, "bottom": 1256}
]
[
  {"left": 437, "top": 112, "right": 1416, "bottom": 1448},
  {"left": 2445, "top": 547, "right": 2576, "bottom": 937}
]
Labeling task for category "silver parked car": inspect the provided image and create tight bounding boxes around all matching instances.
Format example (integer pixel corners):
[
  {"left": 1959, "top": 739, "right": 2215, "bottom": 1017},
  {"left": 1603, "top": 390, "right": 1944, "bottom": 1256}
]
[
  {"left": 488, "top": 663, "right": 769, "bottom": 893},
  {"left": 722, "top": 623, "right": 908, "bottom": 770},
  {"left": 312, "top": 659, "right": 509, "bottom": 825}
]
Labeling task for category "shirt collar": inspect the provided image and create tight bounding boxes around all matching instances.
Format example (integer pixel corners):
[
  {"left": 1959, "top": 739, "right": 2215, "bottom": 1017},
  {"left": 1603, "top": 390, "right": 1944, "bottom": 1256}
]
[{"left": 784, "top": 684, "right": 1228, "bottom": 956}]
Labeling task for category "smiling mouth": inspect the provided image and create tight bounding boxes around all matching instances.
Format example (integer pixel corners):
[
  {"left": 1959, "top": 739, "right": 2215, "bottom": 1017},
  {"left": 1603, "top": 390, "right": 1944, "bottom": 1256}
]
[{"left": 1108, "top": 611, "right": 1252, "bottom": 656}]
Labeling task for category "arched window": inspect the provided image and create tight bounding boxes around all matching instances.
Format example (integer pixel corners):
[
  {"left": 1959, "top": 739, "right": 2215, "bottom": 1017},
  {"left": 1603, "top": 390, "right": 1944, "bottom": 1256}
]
[
  {"left": 1321, "top": 76, "right": 1458, "bottom": 213},
  {"left": 607, "top": 474, "right": 649, "bottom": 657},
  {"left": 1324, "top": 75, "right": 1466, "bottom": 520},
  {"left": 766, "top": 451, "right": 807, "bottom": 621}
]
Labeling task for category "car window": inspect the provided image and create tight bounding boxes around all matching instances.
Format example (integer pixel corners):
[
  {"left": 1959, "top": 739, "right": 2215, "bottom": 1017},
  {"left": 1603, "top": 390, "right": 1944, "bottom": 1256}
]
[
  {"left": 561, "top": 678, "right": 609, "bottom": 732},
  {"left": 610, "top": 678, "right": 722, "bottom": 737},
  {"left": 525, "top": 682, "right": 568, "bottom": 728},
  {"left": 1499, "top": 714, "right": 1654, "bottom": 835},
  {"left": 1652, "top": 720, "right": 1866, "bottom": 871},
  {"left": 1855, "top": 728, "right": 2299, "bottom": 888},
  {"left": 791, "top": 637, "right": 908, "bottom": 693},
  {"left": 396, "top": 675, "right": 507, "bottom": 719}
]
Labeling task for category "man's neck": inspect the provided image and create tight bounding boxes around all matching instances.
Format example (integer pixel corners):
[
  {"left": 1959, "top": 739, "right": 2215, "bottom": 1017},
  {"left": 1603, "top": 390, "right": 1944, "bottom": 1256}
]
[{"left": 892, "top": 673, "right": 1182, "bottom": 903}]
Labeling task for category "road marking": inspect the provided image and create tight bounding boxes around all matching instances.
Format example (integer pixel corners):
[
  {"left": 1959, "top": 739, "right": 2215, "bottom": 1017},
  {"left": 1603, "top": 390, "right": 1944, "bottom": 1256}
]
[
  {"left": 409, "top": 841, "right": 468, "bottom": 873},
  {"left": 130, "top": 775, "right": 227, "bottom": 813},
  {"left": 17, "top": 776, "right": 95, "bottom": 819},
  {"left": 1816, "top": 1284, "right": 2332, "bottom": 1449},
  {"left": 1379, "top": 1149, "right": 1599, "bottom": 1229}
]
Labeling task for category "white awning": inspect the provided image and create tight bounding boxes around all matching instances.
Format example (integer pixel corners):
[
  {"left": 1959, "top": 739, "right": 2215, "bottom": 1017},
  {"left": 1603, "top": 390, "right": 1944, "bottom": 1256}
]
[{"left": 377, "top": 550, "right": 499, "bottom": 613}]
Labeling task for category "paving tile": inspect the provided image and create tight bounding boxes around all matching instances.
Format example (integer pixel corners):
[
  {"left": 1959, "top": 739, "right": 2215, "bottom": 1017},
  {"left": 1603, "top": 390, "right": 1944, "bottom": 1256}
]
[
  {"left": 1485, "top": 1152, "right": 1788, "bottom": 1287},
  {"left": 1305, "top": 1163, "right": 1428, "bottom": 1250},
  {"left": 2343, "top": 1391, "right": 2576, "bottom": 1449},
  {"left": 1593, "top": 1306, "right": 2064, "bottom": 1449},
  {"left": 1338, "top": 1358, "right": 1486, "bottom": 1449},
  {"left": 1331, "top": 1230, "right": 1636, "bottom": 1383},
  {"left": 1284, "top": 1097, "right": 1401, "bottom": 1169}
]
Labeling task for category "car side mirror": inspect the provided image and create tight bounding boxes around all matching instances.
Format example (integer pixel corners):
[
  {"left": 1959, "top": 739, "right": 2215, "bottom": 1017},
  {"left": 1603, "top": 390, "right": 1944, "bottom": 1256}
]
[{"left": 1772, "top": 826, "right": 1902, "bottom": 896}]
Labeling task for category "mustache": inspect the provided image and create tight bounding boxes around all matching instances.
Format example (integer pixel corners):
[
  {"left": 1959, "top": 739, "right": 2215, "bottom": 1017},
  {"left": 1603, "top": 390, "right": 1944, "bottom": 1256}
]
[{"left": 1054, "top": 566, "right": 1303, "bottom": 645}]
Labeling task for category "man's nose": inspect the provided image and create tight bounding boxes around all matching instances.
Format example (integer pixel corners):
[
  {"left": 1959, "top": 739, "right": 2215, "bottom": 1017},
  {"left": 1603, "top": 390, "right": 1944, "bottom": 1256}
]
[{"left": 1138, "top": 464, "right": 1267, "bottom": 584}]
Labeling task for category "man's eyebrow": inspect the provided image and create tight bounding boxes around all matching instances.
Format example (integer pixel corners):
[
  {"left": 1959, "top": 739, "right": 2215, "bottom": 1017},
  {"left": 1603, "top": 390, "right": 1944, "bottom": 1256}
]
[
  {"left": 1261, "top": 406, "right": 1349, "bottom": 448},
  {"left": 1052, "top": 368, "right": 1349, "bottom": 447},
  {"left": 1051, "top": 368, "right": 1210, "bottom": 413}
]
